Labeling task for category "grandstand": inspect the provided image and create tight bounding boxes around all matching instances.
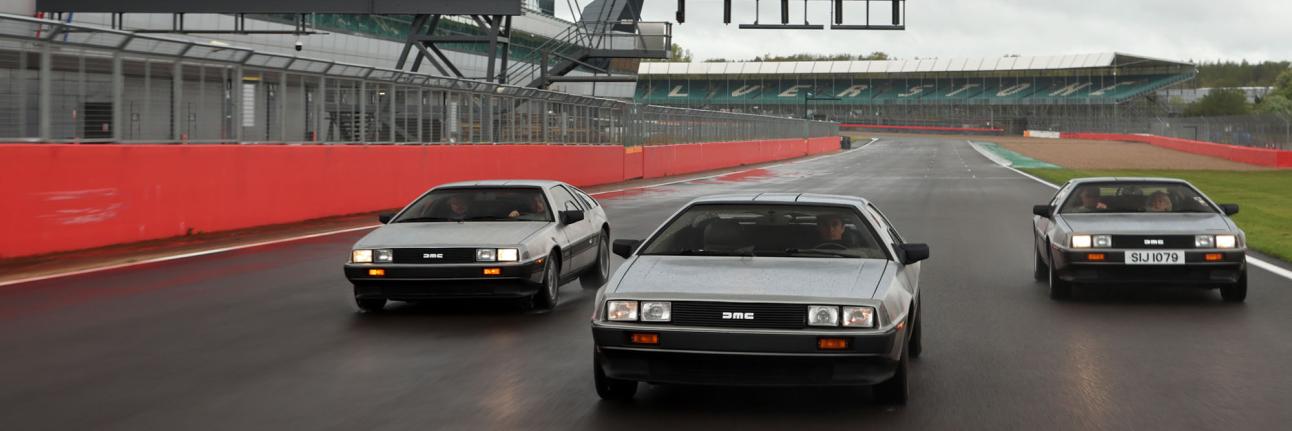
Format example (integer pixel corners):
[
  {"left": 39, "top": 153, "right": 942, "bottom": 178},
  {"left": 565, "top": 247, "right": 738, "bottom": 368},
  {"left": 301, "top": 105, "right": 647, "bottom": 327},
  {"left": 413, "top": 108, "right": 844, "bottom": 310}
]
[{"left": 635, "top": 53, "right": 1198, "bottom": 133}]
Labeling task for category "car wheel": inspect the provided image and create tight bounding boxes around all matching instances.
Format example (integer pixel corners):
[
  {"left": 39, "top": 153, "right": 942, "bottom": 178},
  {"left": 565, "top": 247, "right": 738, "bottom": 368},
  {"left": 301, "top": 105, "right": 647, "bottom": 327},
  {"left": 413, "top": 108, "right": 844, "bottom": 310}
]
[
  {"left": 581, "top": 230, "right": 610, "bottom": 289},
  {"left": 907, "top": 305, "right": 922, "bottom": 359},
  {"left": 1047, "top": 250, "right": 1072, "bottom": 300},
  {"left": 1221, "top": 271, "right": 1247, "bottom": 303},
  {"left": 873, "top": 343, "right": 909, "bottom": 405},
  {"left": 1033, "top": 244, "right": 1048, "bottom": 281},
  {"left": 594, "top": 354, "right": 637, "bottom": 401},
  {"left": 355, "top": 296, "right": 387, "bottom": 313},
  {"left": 532, "top": 254, "right": 561, "bottom": 311}
]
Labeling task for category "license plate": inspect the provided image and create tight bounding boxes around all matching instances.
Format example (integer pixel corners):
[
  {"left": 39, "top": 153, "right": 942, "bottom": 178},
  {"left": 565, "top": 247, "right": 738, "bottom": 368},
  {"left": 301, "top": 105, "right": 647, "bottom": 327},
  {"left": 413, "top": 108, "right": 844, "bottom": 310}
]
[{"left": 1125, "top": 250, "right": 1184, "bottom": 265}]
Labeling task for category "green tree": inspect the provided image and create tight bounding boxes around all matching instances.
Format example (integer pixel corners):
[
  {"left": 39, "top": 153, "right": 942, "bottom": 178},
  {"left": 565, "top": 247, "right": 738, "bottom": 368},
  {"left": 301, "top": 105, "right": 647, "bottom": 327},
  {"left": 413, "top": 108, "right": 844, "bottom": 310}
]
[
  {"left": 1257, "top": 95, "right": 1292, "bottom": 115},
  {"left": 668, "top": 43, "right": 692, "bottom": 62},
  {"left": 1184, "top": 88, "right": 1251, "bottom": 117}
]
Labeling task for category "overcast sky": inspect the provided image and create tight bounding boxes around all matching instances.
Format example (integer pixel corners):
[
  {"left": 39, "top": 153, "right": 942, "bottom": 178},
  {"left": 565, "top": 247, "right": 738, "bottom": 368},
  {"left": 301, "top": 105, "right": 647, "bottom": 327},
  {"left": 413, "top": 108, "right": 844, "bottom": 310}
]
[{"left": 557, "top": 0, "right": 1292, "bottom": 63}]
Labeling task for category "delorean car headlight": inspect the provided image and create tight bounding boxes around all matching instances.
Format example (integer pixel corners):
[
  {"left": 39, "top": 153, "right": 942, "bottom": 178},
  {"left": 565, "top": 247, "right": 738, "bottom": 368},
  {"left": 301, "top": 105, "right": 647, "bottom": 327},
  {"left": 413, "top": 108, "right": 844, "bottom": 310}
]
[
  {"left": 842, "top": 306, "right": 876, "bottom": 328},
  {"left": 1071, "top": 235, "right": 1092, "bottom": 248},
  {"left": 607, "top": 301, "right": 639, "bottom": 321},
  {"left": 641, "top": 302, "right": 671, "bottom": 322},
  {"left": 352, "top": 249, "right": 373, "bottom": 263},
  {"left": 808, "top": 305, "right": 840, "bottom": 327},
  {"left": 1092, "top": 235, "right": 1112, "bottom": 248},
  {"left": 1195, "top": 235, "right": 1214, "bottom": 248},
  {"left": 476, "top": 248, "right": 520, "bottom": 262},
  {"left": 351, "top": 249, "right": 392, "bottom": 263},
  {"left": 1215, "top": 235, "right": 1237, "bottom": 249}
]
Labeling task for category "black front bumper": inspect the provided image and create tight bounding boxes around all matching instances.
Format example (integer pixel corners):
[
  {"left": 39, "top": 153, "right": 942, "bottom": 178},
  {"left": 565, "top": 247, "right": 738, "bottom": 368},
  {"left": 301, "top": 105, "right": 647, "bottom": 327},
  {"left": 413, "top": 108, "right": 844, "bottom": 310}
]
[
  {"left": 1053, "top": 250, "right": 1245, "bottom": 286},
  {"left": 344, "top": 260, "right": 545, "bottom": 300},
  {"left": 592, "top": 325, "right": 903, "bottom": 386}
]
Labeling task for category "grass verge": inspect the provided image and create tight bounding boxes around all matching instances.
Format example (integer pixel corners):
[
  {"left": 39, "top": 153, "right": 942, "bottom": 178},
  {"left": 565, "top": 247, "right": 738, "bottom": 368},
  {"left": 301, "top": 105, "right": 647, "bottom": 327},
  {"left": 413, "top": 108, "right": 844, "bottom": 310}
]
[{"left": 1021, "top": 168, "right": 1292, "bottom": 263}]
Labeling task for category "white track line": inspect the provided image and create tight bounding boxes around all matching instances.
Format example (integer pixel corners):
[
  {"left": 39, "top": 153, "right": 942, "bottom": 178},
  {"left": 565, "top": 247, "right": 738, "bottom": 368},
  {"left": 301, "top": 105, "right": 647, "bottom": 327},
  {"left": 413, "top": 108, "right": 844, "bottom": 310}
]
[
  {"left": 1, "top": 145, "right": 863, "bottom": 287},
  {"left": 968, "top": 140, "right": 1292, "bottom": 282}
]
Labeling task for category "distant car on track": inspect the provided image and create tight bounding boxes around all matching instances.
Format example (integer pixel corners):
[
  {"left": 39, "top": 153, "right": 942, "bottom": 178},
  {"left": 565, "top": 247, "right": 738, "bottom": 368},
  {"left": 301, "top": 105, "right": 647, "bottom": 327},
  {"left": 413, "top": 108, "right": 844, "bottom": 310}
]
[
  {"left": 1032, "top": 177, "right": 1247, "bottom": 301},
  {"left": 344, "top": 180, "right": 611, "bottom": 312},
  {"left": 590, "top": 193, "right": 929, "bottom": 404}
]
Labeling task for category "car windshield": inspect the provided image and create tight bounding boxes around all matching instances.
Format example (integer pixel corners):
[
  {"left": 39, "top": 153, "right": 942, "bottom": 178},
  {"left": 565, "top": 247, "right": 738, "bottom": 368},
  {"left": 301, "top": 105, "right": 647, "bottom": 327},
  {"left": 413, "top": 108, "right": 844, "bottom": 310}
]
[
  {"left": 639, "top": 204, "right": 887, "bottom": 259},
  {"left": 1059, "top": 182, "right": 1216, "bottom": 214},
  {"left": 392, "top": 188, "right": 552, "bottom": 223}
]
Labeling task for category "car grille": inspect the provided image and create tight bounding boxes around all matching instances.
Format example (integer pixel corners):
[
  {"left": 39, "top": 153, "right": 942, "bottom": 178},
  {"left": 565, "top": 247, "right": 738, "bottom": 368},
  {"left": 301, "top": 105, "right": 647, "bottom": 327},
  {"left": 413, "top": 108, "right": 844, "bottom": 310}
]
[
  {"left": 669, "top": 302, "right": 807, "bottom": 330},
  {"left": 391, "top": 248, "right": 478, "bottom": 264},
  {"left": 1111, "top": 235, "right": 1196, "bottom": 249}
]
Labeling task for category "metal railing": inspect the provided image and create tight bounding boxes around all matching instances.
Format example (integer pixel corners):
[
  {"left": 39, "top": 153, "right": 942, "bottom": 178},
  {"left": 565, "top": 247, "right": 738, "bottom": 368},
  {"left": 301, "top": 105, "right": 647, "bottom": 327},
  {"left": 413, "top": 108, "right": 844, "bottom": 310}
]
[{"left": 0, "top": 14, "right": 831, "bottom": 145}]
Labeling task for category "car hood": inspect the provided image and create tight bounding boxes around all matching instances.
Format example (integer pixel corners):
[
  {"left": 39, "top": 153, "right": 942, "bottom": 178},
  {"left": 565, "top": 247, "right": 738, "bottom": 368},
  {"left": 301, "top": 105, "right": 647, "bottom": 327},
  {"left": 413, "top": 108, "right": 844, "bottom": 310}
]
[
  {"left": 610, "top": 256, "right": 889, "bottom": 302},
  {"left": 353, "top": 222, "right": 547, "bottom": 248},
  {"left": 1060, "top": 213, "right": 1233, "bottom": 234}
]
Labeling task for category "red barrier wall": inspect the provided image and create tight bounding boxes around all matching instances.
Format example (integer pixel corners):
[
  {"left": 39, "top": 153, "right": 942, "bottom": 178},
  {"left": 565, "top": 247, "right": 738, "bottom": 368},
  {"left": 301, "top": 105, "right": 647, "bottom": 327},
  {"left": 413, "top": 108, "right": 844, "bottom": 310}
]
[
  {"left": 1061, "top": 132, "right": 1292, "bottom": 168},
  {"left": 0, "top": 137, "right": 839, "bottom": 258}
]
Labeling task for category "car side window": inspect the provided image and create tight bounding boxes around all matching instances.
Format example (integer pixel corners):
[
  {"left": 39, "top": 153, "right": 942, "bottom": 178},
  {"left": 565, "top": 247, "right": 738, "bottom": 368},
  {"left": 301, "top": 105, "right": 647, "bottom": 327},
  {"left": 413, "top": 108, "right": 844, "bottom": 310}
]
[
  {"left": 867, "top": 204, "right": 905, "bottom": 245},
  {"left": 572, "top": 187, "right": 598, "bottom": 208},
  {"left": 549, "top": 186, "right": 582, "bottom": 212},
  {"left": 1050, "top": 182, "right": 1073, "bottom": 207}
]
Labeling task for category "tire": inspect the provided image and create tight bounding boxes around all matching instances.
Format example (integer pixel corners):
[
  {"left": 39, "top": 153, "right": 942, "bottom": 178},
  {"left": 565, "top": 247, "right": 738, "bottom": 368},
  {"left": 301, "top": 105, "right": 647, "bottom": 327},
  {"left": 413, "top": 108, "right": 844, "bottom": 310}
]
[
  {"left": 1033, "top": 244, "right": 1048, "bottom": 281},
  {"left": 1048, "top": 250, "right": 1072, "bottom": 300},
  {"left": 355, "top": 296, "right": 387, "bottom": 313},
  {"left": 873, "top": 344, "right": 909, "bottom": 405},
  {"left": 594, "top": 354, "right": 637, "bottom": 401},
  {"left": 907, "top": 304, "right": 922, "bottom": 359},
  {"left": 1221, "top": 271, "right": 1248, "bottom": 303},
  {"left": 581, "top": 230, "right": 610, "bottom": 289},
  {"left": 532, "top": 253, "right": 561, "bottom": 311}
]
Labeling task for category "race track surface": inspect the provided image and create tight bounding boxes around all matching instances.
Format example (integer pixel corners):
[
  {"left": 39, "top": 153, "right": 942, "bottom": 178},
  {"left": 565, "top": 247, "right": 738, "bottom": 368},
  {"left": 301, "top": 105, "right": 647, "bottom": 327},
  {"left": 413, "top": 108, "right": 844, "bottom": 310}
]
[{"left": 2, "top": 137, "right": 1289, "bottom": 430}]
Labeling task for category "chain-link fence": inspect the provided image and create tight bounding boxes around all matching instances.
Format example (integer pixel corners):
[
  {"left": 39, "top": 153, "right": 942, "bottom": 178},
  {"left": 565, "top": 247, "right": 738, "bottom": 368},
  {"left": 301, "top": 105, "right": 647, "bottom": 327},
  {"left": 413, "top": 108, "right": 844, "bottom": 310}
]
[{"left": 0, "top": 14, "right": 834, "bottom": 145}]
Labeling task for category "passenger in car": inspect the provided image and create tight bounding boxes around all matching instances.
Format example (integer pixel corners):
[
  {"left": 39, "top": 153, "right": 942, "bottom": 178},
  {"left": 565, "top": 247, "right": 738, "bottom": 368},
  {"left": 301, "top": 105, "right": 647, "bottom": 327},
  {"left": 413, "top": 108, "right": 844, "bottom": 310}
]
[
  {"left": 445, "top": 195, "right": 472, "bottom": 220},
  {"left": 1145, "top": 191, "right": 1173, "bottom": 212},
  {"left": 1069, "top": 188, "right": 1108, "bottom": 212}
]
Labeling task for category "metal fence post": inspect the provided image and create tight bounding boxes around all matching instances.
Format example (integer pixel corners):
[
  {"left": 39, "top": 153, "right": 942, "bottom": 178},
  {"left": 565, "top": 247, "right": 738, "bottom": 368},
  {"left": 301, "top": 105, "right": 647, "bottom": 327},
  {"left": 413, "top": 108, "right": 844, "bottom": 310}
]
[
  {"left": 172, "top": 60, "right": 183, "bottom": 142},
  {"left": 111, "top": 53, "right": 123, "bottom": 142},
  {"left": 38, "top": 42, "right": 51, "bottom": 141}
]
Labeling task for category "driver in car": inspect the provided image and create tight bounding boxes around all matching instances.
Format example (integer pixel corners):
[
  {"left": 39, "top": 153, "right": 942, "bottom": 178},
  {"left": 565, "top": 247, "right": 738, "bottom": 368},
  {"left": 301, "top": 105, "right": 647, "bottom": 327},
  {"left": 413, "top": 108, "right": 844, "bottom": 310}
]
[
  {"left": 815, "top": 214, "right": 851, "bottom": 247},
  {"left": 445, "top": 195, "right": 471, "bottom": 220},
  {"left": 508, "top": 194, "right": 548, "bottom": 219},
  {"left": 1145, "top": 191, "right": 1173, "bottom": 212}
]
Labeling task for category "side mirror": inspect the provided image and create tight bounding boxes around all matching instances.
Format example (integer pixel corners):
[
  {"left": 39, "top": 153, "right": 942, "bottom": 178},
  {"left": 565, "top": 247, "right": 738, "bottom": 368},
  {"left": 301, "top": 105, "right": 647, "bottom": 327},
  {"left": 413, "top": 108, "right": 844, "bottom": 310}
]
[
  {"left": 898, "top": 243, "right": 930, "bottom": 265},
  {"left": 1220, "top": 204, "right": 1239, "bottom": 216},
  {"left": 378, "top": 213, "right": 395, "bottom": 224},
  {"left": 1032, "top": 204, "right": 1053, "bottom": 218},
  {"left": 559, "top": 210, "right": 586, "bottom": 225},
  {"left": 613, "top": 239, "right": 642, "bottom": 258}
]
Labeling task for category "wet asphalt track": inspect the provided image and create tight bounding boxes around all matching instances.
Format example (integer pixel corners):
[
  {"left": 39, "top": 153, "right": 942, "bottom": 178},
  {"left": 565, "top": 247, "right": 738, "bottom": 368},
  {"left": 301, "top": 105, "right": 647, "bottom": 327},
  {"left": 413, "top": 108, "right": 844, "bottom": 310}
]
[{"left": 2, "top": 137, "right": 1291, "bottom": 430}]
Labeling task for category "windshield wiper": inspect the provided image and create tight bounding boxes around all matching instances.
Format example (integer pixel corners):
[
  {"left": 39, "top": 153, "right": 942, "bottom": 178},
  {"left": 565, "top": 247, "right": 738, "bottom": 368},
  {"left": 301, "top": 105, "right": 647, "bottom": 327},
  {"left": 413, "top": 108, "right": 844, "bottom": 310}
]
[
  {"left": 464, "top": 216, "right": 510, "bottom": 221},
  {"left": 394, "top": 216, "right": 454, "bottom": 223},
  {"left": 664, "top": 248, "right": 756, "bottom": 257},
  {"left": 783, "top": 248, "right": 857, "bottom": 258}
]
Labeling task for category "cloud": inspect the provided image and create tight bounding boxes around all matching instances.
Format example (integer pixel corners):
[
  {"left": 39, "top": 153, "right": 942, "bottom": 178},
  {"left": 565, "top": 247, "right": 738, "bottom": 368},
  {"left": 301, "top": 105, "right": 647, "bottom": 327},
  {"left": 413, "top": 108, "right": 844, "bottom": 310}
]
[{"left": 608, "top": 0, "right": 1292, "bottom": 63}]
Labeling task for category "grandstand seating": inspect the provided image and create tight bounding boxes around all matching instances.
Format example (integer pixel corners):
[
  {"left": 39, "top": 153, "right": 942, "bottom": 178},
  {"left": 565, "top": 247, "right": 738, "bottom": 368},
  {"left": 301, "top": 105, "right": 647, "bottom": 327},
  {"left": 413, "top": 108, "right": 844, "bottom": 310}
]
[{"left": 636, "top": 75, "right": 1187, "bottom": 105}]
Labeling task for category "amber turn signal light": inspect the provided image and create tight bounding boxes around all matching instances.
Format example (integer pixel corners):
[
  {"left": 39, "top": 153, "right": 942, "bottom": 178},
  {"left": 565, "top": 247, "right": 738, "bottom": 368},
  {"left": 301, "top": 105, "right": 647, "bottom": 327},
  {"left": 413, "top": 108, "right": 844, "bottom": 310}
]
[
  {"left": 1086, "top": 253, "right": 1105, "bottom": 261},
  {"left": 368, "top": 269, "right": 385, "bottom": 277},
  {"left": 1205, "top": 253, "right": 1223, "bottom": 262},
  {"left": 818, "top": 337, "right": 848, "bottom": 350},
  {"left": 630, "top": 333, "right": 659, "bottom": 345},
  {"left": 483, "top": 268, "right": 502, "bottom": 275}
]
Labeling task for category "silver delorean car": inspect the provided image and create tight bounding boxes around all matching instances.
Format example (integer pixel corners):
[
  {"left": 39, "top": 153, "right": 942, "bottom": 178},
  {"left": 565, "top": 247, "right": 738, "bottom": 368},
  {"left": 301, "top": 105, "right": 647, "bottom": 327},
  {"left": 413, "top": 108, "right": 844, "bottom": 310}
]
[
  {"left": 590, "top": 193, "right": 929, "bottom": 404},
  {"left": 344, "top": 180, "right": 611, "bottom": 312},
  {"left": 1032, "top": 177, "right": 1247, "bottom": 301}
]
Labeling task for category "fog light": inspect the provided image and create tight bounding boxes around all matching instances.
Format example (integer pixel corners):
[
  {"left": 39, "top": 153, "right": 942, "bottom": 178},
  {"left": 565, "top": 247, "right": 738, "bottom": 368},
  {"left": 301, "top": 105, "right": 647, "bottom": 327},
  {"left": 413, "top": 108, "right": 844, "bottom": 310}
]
[
  {"left": 818, "top": 337, "right": 848, "bottom": 350},
  {"left": 1087, "top": 253, "right": 1105, "bottom": 261},
  {"left": 1072, "top": 235, "right": 1092, "bottom": 248},
  {"left": 1216, "top": 235, "right": 1237, "bottom": 249},
  {"left": 368, "top": 269, "right": 385, "bottom": 277},
  {"left": 630, "top": 333, "right": 659, "bottom": 345},
  {"left": 483, "top": 268, "right": 501, "bottom": 275}
]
